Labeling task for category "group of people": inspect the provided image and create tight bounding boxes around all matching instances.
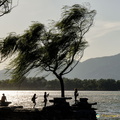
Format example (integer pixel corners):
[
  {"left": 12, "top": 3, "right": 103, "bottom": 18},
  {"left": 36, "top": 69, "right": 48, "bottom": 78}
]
[
  {"left": 32, "top": 89, "right": 79, "bottom": 108},
  {"left": 0, "top": 89, "right": 79, "bottom": 108},
  {"left": 32, "top": 92, "right": 49, "bottom": 108}
]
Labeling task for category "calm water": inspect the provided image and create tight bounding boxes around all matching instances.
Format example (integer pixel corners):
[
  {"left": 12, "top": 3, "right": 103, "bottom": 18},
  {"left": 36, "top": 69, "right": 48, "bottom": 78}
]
[{"left": 0, "top": 90, "right": 120, "bottom": 120}]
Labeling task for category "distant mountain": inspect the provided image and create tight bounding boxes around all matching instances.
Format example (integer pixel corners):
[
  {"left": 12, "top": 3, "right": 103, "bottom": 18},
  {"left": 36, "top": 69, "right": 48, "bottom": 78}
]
[
  {"left": 0, "top": 53, "right": 120, "bottom": 80},
  {"left": 65, "top": 53, "right": 120, "bottom": 80}
]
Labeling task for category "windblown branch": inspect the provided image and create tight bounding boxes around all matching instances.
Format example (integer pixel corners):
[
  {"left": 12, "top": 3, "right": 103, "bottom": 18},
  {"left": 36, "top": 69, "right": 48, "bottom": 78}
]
[{"left": 0, "top": 0, "right": 19, "bottom": 17}]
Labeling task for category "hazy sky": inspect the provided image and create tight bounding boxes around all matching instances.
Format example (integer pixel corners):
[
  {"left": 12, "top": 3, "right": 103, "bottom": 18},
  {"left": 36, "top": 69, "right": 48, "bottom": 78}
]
[{"left": 0, "top": 0, "right": 120, "bottom": 69}]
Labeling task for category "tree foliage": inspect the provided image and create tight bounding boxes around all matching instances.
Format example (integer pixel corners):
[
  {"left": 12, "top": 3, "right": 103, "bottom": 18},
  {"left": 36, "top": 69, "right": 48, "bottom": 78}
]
[
  {"left": 0, "top": 0, "right": 13, "bottom": 17},
  {"left": 0, "top": 4, "right": 96, "bottom": 97},
  {"left": 0, "top": 77, "right": 119, "bottom": 91}
]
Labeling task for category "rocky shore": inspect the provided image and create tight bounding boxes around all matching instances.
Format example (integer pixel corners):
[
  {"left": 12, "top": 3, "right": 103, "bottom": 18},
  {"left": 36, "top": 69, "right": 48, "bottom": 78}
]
[
  {"left": 0, "top": 98, "right": 97, "bottom": 120},
  {"left": 0, "top": 106, "right": 42, "bottom": 120}
]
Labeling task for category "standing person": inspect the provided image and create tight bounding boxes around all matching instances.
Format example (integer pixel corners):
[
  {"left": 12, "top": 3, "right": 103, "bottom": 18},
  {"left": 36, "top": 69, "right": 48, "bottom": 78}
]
[
  {"left": 44, "top": 92, "right": 49, "bottom": 107},
  {"left": 1, "top": 93, "right": 7, "bottom": 103},
  {"left": 31, "top": 94, "right": 37, "bottom": 108},
  {"left": 74, "top": 88, "right": 79, "bottom": 104}
]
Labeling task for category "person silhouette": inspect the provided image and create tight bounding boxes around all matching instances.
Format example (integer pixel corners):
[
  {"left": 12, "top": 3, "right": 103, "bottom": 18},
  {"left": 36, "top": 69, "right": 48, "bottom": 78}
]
[
  {"left": 1, "top": 93, "right": 7, "bottom": 103},
  {"left": 31, "top": 94, "right": 37, "bottom": 108},
  {"left": 74, "top": 88, "right": 79, "bottom": 104},
  {"left": 44, "top": 92, "right": 49, "bottom": 107}
]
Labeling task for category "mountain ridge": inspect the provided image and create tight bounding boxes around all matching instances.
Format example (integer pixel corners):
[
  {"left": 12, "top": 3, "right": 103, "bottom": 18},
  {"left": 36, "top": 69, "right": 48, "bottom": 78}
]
[
  {"left": 65, "top": 53, "right": 120, "bottom": 80},
  {"left": 0, "top": 53, "right": 120, "bottom": 80}
]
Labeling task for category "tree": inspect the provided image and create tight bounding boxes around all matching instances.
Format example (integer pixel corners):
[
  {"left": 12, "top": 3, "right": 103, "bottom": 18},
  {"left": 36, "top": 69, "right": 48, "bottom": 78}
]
[
  {"left": 0, "top": 0, "right": 13, "bottom": 17},
  {"left": 0, "top": 4, "right": 96, "bottom": 97}
]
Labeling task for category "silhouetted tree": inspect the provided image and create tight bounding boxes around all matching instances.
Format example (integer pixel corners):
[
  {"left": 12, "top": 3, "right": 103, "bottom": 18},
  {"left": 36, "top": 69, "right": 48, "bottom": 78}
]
[
  {"left": 0, "top": 0, "right": 13, "bottom": 17},
  {"left": 0, "top": 4, "right": 96, "bottom": 97},
  {"left": 0, "top": 78, "right": 120, "bottom": 90}
]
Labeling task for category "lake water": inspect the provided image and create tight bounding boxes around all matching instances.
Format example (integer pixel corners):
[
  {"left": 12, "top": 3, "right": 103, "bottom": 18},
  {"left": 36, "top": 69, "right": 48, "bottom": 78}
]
[{"left": 0, "top": 90, "right": 120, "bottom": 120}]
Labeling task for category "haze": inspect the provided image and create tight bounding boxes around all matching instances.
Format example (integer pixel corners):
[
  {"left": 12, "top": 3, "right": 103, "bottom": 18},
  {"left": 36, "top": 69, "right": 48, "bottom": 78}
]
[{"left": 0, "top": 0, "right": 120, "bottom": 69}]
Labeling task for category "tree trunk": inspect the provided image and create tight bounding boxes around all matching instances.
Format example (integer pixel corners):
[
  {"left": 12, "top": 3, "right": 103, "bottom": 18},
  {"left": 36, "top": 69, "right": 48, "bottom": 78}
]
[
  {"left": 53, "top": 71, "right": 65, "bottom": 97},
  {"left": 59, "top": 76, "right": 65, "bottom": 97}
]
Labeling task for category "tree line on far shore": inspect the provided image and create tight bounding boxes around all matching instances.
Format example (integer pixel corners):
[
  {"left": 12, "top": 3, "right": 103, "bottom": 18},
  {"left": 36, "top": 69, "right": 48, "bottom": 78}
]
[{"left": 0, "top": 77, "right": 120, "bottom": 91}]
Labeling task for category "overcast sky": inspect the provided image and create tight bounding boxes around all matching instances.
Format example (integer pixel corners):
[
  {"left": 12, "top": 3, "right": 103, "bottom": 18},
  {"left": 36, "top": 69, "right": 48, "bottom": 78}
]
[{"left": 0, "top": 0, "right": 120, "bottom": 69}]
